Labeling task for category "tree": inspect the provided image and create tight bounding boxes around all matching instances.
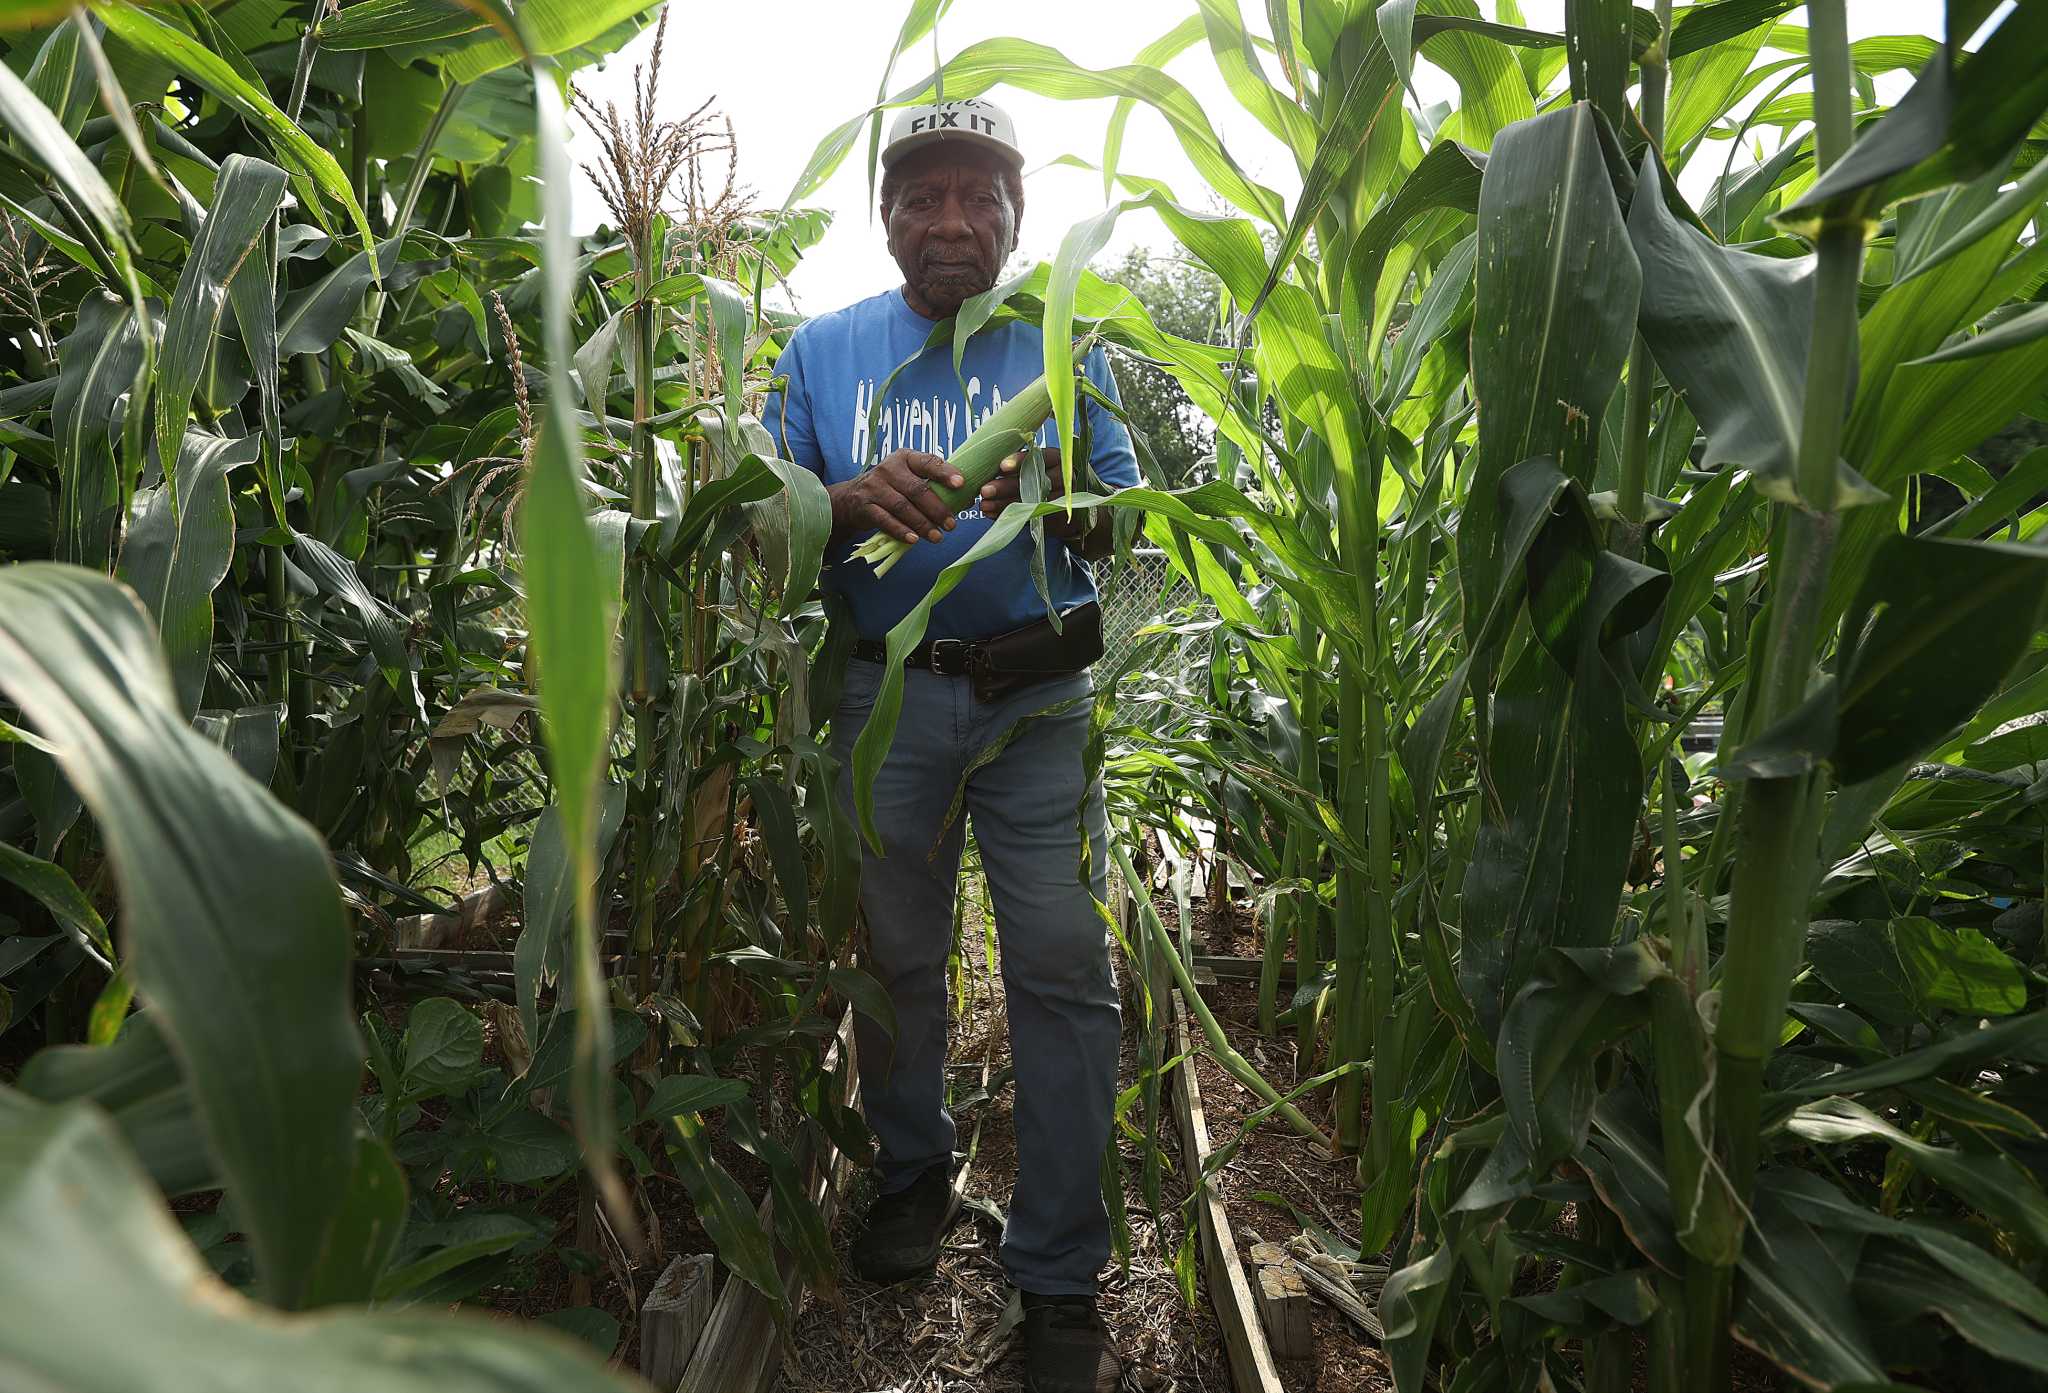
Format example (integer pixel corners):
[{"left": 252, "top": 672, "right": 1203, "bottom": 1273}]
[{"left": 1094, "top": 245, "right": 1226, "bottom": 488}]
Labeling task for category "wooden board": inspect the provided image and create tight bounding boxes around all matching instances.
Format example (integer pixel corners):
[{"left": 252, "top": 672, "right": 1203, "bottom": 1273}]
[
  {"left": 675, "top": 1008, "right": 862, "bottom": 1393},
  {"left": 374, "top": 948, "right": 627, "bottom": 972},
  {"left": 1172, "top": 987, "right": 1288, "bottom": 1393},
  {"left": 1191, "top": 954, "right": 1297, "bottom": 986}
]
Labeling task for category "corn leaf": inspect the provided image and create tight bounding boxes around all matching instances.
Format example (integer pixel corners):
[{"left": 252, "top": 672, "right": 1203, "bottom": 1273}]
[
  {"left": 1665, "top": 13, "right": 1772, "bottom": 151},
  {"left": 0, "top": 49, "right": 138, "bottom": 285},
  {"left": 1101, "top": 15, "right": 1206, "bottom": 199},
  {"left": 292, "top": 534, "right": 410, "bottom": 693},
  {"left": 50, "top": 292, "right": 146, "bottom": 572},
  {"left": 1241, "top": 34, "right": 1401, "bottom": 324},
  {"left": 98, "top": 4, "right": 377, "bottom": 275},
  {"left": 512, "top": 792, "right": 627, "bottom": 1061},
  {"left": 1564, "top": 0, "right": 1630, "bottom": 126},
  {"left": 1829, "top": 535, "right": 2048, "bottom": 782},
  {"left": 1409, "top": 0, "right": 1534, "bottom": 150},
  {"left": 1459, "top": 102, "right": 1638, "bottom": 641},
  {"left": 278, "top": 231, "right": 438, "bottom": 357},
  {"left": 0, "top": 1093, "right": 638, "bottom": 1390},
  {"left": 1787, "top": 1097, "right": 2048, "bottom": 1250},
  {"left": 1909, "top": 301, "right": 2048, "bottom": 366},
  {"left": 667, "top": 1114, "right": 784, "bottom": 1311},
  {"left": 786, "top": 38, "right": 1286, "bottom": 227},
  {"left": 118, "top": 432, "right": 257, "bottom": 717},
  {"left": 1625, "top": 147, "right": 1883, "bottom": 508},
  {"left": 0, "top": 838, "right": 112, "bottom": 961},
  {"left": 1338, "top": 137, "right": 1484, "bottom": 385},
  {"left": 1191, "top": 0, "right": 1320, "bottom": 165},
  {"left": 864, "top": 0, "right": 961, "bottom": 207},
  {"left": 317, "top": 0, "right": 488, "bottom": 51},
  {"left": 437, "top": 0, "right": 656, "bottom": 84},
  {"left": 1732, "top": 1185, "right": 1890, "bottom": 1388},
  {"left": 519, "top": 59, "right": 629, "bottom": 1233},
  {"left": 17, "top": 1013, "right": 215, "bottom": 1197},
  {"left": 0, "top": 565, "right": 361, "bottom": 1310},
  {"left": 1763, "top": 1166, "right": 2048, "bottom": 1327},
  {"left": 1667, "top": 0, "right": 1799, "bottom": 59},
  {"left": 750, "top": 456, "right": 832, "bottom": 619},
  {"left": 152, "top": 155, "right": 287, "bottom": 492},
  {"left": 1783, "top": 3, "right": 2048, "bottom": 222},
  {"left": 1457, "top": 462, "right": 1668, "bottom": 1041},
  {"left": 1040, "top": 204, "right": 1123, "bottom": 491}
]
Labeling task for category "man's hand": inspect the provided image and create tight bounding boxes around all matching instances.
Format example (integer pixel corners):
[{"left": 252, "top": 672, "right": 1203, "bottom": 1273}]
[
  {"left": 977, "top": 445, "right": 1096, "bottom": 541},
  {"left": 978, "top": 445, "right": 1116, "bottom": 559},
  {"left": 828, "top": 449, "right": 965, "bottom": 546}
]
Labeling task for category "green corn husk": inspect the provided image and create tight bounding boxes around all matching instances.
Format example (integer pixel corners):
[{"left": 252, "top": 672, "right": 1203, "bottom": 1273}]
[{"left": 851, "top": 370, "right": 1056, "bottom": 577}]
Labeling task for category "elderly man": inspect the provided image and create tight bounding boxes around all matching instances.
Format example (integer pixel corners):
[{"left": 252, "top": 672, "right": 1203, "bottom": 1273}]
[{"left": 765, "top": 98, "right": 1132, "bottom": 1393}]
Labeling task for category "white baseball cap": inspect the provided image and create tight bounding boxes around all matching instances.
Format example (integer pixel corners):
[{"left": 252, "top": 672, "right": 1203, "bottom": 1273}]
[{"left": 880, "top": 98, "right": 1024, "bottom": 172}]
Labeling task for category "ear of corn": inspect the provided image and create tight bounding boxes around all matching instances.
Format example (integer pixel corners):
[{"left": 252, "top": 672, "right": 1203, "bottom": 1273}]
[{"left": 850, "top": 370, "right": 1056, "bottom": 576}]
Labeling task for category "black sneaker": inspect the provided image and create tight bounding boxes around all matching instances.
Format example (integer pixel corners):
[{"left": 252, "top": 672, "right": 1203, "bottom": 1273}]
[
  {"left": 849, "top": 1164, "right": 953, "bottom": 1283},
  {"left": 1021, "top": 1289, "right": 1121, "bottom": 1393}
]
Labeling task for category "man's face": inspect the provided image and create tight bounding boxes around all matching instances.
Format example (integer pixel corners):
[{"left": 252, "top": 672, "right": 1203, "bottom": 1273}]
[{"left": 884, "top": 147, "right": 1021, "bottom": 319}]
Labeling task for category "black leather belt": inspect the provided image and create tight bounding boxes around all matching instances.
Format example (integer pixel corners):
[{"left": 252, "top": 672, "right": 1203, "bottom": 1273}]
[
  {"left": 851, "top": 635, "right": 979, "bottom": 675},
  {"left": 847, "top": 603, "right": 1104, "bottom": 696}
]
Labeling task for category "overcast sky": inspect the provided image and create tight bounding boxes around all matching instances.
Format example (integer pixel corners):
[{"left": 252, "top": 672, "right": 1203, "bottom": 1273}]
[{"left": 570, "top": 1, "right": 1948, "bottom": 315}]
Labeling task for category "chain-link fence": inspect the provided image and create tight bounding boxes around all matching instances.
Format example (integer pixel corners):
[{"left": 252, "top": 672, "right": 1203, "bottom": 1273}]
[{"left": 1097, "top": 547, "right": 1201, "bottom": 704}]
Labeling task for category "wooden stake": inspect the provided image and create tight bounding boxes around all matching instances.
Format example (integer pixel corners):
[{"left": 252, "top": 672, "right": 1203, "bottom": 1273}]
[
  {"left": 1254, "top": 1264, "right": 1315, "bottom": 1363},
  {"left": 641, "top": 1253, "right": 714, "bottom": 1387}
]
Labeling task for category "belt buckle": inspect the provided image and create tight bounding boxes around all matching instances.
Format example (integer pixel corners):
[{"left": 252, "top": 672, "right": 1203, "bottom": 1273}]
[{"left": 928, "top": 638, "right": 970, "bottom": 676}]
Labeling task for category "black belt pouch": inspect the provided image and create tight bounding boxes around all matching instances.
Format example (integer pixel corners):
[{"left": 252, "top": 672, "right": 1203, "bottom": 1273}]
[{"left": 970, "top": 602, "right": 1104, "bottom": 704}]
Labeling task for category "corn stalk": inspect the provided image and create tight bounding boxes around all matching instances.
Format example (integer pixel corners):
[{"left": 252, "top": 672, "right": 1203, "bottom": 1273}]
[
  {"left": 627, "top": 220, "right": 664, "bottom": 1006},
  {"left": 1615, "top": 0, "right": 1672, "bottom": 540},
  {"left": 1702, "top": 0, "right": 1862, "bottom": 1379}
]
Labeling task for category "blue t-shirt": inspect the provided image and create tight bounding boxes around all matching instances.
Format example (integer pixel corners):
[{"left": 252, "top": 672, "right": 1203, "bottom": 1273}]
[{"left": 763, "top": 287, "right": 1138, "bottom": 641}]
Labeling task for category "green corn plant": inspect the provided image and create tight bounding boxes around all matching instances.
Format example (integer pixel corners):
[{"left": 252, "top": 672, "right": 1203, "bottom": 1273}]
[
  {"left": 1390, "top": 3, "right": 2048, "bottom": 1386},
  {"left": 0, "top": 569, "right": 637, "bottom": 1393},
  {"left": 0, "top": 3, "right": 652, "bottom": 1362},
  {"left": 1, "top": 0, "right": 670, "bottom": 893},
  {"left": 1680, "top": 0, "right": 1868, "bottom": 1378},
  {"left": 569, "top": 16, "right": 689, "bottom": 1026},
  {"left": 1675, "top": 2, "right": 2048, "bottom": 1381},
  {"left": 0, "top": 0, "right": 867, "bottom": 1355}
]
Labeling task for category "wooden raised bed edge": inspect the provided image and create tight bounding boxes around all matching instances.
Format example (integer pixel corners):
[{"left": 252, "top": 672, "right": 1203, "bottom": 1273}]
[
  {"left": 1172, "top": 986, "right": 1288, "bottom": 1393},
  {"left": 1116, "top": 859, "right": 1285, "bottom": 1393},
  {"left": 381, "top": 929, "right": 632, "bottom": 973},
  {"left": 1192, "top": 954, "right": 1296, "bottom": 986},
  {"left": 673, "top": 1006, "right": 862, "bottom": 1393}
]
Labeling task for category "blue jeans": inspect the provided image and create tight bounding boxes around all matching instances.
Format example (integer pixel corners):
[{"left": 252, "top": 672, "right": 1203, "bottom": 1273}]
[{"left": 829, "top": 658, "right": 1120, "bottom": 1295}]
